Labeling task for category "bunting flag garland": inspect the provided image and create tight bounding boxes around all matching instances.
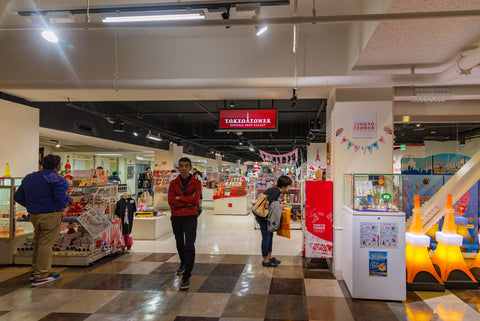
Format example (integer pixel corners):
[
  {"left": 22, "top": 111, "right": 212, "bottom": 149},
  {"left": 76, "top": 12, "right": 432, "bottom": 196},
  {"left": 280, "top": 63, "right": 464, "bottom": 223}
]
[
  {"left": 335, "top": 127, "right": 392, "bottom": 155},
  {"left": 259, "top": 148, "right": 298, "bottom": 164}
]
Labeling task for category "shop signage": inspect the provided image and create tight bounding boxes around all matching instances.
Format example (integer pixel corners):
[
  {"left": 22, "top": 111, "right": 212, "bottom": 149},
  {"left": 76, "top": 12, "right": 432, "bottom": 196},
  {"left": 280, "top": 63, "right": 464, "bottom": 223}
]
[
  {"left": 304, "top": 181, "right": 333, "bottom": 258},
  {"left": 351, "top": 114, "right": 376, "bottom": 138},
  {"left": 218, "top": 109, "right": 277, "bottom": 131}
]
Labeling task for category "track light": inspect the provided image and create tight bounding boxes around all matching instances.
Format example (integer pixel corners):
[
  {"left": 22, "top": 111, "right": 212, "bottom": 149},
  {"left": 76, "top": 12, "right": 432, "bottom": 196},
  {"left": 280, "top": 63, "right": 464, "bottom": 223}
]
[
  {"left": 255, "top": 25, "right": 268, "bottom": 36},
  {"left": 229, "top": 101, "right": 235, "bottom": 108},
  {"left": 133, "top": 131, "right": 139, "bottom": 137},
  {"left": 249, "top": 144, "right": 255, "bottom": 151},
  {"left": 41, "top": 30, "right": 58, "bottom": 43},
  {"left": 459, "top": 137, "right": 466, "bottom": 146},
  {"left": 146, "top": 130, "right": 162, "bottom": 141},
  {"left": 112, "top": 121, "right": 124, "bottom": 132}
]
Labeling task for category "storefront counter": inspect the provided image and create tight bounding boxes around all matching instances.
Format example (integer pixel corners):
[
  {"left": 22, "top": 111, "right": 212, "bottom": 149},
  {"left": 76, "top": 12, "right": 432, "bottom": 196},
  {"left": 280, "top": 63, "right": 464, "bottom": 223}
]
[
  {"left": 131, "top": 214, "right": 172, "bottom": 240},
  {"left": 213, "top": 195, "right": 249, "bottom": 215}
]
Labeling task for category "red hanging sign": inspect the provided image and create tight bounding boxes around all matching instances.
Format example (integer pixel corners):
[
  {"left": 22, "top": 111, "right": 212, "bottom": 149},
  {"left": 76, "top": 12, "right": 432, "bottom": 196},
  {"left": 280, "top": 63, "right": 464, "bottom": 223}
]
[{"left": 218, "top": 109, "right": 277, "bottom": 131}]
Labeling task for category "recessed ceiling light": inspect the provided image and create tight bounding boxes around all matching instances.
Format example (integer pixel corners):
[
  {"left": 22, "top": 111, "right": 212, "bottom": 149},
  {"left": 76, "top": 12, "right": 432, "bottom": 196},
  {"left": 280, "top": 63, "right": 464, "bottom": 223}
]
[
  {"left": 41, "top": 30, "right": 58, "bottom": 43},
  {"left": 430, "top": 131, "right": 436, "bottom": 134},
  {"left": 416, "top": 123, "right": 421, "bottom": 127}
]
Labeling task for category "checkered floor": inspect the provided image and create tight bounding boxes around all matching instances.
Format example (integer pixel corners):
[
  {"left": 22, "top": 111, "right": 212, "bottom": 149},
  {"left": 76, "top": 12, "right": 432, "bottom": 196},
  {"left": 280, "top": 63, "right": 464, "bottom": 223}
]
[{"left": 0, "top": 252, "right": 479, "bottom": 321}]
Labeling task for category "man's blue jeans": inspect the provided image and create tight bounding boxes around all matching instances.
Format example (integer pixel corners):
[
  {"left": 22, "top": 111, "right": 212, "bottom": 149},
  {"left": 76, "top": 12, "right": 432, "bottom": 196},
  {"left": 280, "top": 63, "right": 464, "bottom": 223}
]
[{"left": 255, "top": 214, "right": 273, "bottom": 258}]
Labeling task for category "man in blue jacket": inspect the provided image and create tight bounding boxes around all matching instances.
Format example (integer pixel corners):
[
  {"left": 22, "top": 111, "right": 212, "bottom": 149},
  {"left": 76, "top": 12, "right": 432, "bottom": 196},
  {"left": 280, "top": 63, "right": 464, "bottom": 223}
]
[{"left": 14, "top": 154, "right": 73, "bottom": 286}]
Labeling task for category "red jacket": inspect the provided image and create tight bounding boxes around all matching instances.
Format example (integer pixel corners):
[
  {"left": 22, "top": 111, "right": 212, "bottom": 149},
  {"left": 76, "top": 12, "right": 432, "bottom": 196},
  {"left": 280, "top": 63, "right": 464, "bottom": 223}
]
[{"left": 168, "top": 174, "right": 202, "bottom": 216}]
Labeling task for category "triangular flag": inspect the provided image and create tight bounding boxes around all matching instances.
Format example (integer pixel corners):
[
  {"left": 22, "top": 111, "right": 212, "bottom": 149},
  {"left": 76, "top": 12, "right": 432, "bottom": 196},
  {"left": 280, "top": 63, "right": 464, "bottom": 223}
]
[
  {"left": 378, "top": 136, "right": 385, "bottom": 144},
  {"left": 341, "top": 136, "right": 348, "bottom": 144},
  {"left": 366, "top": 145, "right": 373, "bottom": 153},
  {"left": 354, "top": 144, "right": 360, "bottom": 152},
  {"left": 361, "top": 147, "right": 366, "bottom": 154},
  {"left": 347, "top": 141, "right": 354, "bottom": 149},
  {"left": 372, "top": 142, "right": 379, "bottom": 150}
]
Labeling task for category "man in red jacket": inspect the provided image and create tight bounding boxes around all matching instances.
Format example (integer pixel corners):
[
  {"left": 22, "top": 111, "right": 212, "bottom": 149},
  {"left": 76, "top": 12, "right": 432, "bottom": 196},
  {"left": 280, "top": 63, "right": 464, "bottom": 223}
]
[{"left": 168, "top": 157, "right": 202, "bottom": 290}]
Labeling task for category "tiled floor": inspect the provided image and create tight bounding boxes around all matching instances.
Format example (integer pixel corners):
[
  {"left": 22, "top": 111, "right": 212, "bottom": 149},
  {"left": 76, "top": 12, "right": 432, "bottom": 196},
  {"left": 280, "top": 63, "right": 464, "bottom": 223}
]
[{"left": 0, "top": 210, "right": 479, "bottom": 320}]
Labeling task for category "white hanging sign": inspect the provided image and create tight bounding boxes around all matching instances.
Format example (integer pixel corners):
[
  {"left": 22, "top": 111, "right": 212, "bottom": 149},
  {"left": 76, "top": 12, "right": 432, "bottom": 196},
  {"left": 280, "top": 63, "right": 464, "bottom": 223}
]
[{"left": 352, "top": 114, "right": 377, "bottom": 139}]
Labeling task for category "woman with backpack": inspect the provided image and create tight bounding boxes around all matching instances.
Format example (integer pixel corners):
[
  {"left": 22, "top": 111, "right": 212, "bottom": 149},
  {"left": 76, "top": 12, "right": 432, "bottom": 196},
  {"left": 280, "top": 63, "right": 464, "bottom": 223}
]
[{"left": 253, "top": 175, "right": 292, "bottom": 267}]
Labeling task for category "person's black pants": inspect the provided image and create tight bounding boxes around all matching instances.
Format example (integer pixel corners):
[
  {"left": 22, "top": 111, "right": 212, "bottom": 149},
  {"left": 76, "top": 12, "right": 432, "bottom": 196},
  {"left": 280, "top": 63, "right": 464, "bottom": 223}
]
[{"left": 170, "top": 215, "right": 198, "bottom": 278}]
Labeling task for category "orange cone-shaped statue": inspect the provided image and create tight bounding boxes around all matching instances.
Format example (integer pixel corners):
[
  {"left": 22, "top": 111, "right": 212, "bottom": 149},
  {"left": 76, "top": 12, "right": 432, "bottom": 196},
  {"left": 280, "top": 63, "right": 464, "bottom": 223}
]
[
  {"left": 406, "top": 195, "right": 443, "bottom": 290},
  {"left": 430, "top": 194, "right": 477, "bottom": 288}
]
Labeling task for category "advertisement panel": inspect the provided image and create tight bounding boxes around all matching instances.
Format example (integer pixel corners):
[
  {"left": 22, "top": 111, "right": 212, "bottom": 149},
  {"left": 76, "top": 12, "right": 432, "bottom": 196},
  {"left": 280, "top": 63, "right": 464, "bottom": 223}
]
[
  {"left": 304, "top": 181, "right": 333, "bottom": 258},
  {"left": 218, "top": 109, "right": 277, "bottom": 131}
]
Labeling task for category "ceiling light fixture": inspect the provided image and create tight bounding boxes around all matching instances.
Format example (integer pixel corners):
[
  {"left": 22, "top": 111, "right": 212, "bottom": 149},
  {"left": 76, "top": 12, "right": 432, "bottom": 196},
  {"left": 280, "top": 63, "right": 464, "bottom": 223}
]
[
  {"left": 459, "top": 137, "right": 466, "bottom": 146},
  {"left": 249, "top": 144, "right": 255, "bottom": 151},
  {"left": 102, "top": 12, "right": 205, "bottom": 23},
  {"left": 41, "top": 30, "right": 58, "bottom": 43},
  {"left": 133, "top": 131, "right": 139, "bottom": 136},
  {"left": 255, "top": 25, "right": 268, "bottom": 36},
  {"left": 112, "top": 121, "right": 125, "bottom": 132},
  {"left": 54, "top": 141, "right": 61, "bottom": 148},
  {"left": 146, "top": 130, "right": 162, "bottom": 141}
]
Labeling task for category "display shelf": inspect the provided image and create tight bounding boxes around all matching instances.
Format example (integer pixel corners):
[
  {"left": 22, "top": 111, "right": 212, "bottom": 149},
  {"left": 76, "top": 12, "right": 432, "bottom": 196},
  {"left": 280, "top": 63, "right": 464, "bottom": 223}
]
[
  {"left": 213, "top": 195, "right": 249, "bottom": 215},
  {"left": 14, "top": 248, "right": 118, "bottom": 266},
  {"left": 13, "top": 184, "right": 126, "bottom": 266},
  {"left": 152, "top": 169, "right": 175, "bottom": 210}
]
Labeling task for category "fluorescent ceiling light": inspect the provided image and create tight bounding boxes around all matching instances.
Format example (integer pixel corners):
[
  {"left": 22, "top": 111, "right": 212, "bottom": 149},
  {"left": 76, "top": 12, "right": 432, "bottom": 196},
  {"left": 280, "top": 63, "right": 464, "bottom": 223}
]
[
  {"left": 255, "top": 25, "right": 268, "bottom": 36},
  {"left": 41, "top": 30, "right": 58, "bottom": 43},
  {"left": 102, "top": 13, "right": 204, "bottom": 23},
  {"left": 95, "top": 153, "right": 123, "bottom": 156}
]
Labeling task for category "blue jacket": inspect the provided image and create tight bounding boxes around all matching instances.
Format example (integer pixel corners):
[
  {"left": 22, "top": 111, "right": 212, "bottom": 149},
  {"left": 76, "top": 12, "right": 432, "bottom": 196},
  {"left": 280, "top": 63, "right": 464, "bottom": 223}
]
[{"left": 14, "top": 169, "right": 73, "bottom": 214}]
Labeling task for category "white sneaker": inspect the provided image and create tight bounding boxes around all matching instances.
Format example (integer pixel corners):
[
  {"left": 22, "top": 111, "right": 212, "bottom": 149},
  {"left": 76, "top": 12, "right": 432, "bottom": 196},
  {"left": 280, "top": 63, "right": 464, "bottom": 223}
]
[{"left": 31, "top": 274, "right": 61, "bottom": 287}]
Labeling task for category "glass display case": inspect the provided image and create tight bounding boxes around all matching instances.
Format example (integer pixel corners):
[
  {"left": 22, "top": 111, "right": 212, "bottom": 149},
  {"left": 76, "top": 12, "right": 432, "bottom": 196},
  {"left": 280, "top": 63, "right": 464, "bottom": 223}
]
[
  {"left": 344, "top": 174, "right": 403, "bottom": 212},
  {"left": 0, "top": 177, "right": 33, "bottom": 240}
]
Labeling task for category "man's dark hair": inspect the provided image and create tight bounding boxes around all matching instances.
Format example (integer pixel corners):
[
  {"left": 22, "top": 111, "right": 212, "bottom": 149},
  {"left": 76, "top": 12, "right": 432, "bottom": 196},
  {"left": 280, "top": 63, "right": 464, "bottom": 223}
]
[
  {"left": 43, "top": 154, "right": 61, "bottom": 170},
  {"left": 194, "top": 171, "right": 202, "bottom": 178},
  {"left": 277, "top": 175, "right": 293, "bottom": 188},
  {"left": 145, "top": 167, "right": 151, "bottom": 171},
  {"left": 96, "top": 166, "right": 104, "bottom": 170},
  {"left": 178, "top": 157, "right": 192, "bottom": 166}
]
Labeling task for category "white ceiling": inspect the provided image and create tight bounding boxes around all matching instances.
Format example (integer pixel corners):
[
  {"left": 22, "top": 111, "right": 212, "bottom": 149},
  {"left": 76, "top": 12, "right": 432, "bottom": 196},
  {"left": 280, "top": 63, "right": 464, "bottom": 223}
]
[{"left": 1, "top": 0, "right": 480, "bottom": 102}]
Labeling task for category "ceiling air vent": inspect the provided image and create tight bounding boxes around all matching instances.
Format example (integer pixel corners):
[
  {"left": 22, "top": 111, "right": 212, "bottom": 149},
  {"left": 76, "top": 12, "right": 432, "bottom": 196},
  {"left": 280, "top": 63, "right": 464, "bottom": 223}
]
[{"left": 75, "top": 122, "right": 95, "bottom": 135}]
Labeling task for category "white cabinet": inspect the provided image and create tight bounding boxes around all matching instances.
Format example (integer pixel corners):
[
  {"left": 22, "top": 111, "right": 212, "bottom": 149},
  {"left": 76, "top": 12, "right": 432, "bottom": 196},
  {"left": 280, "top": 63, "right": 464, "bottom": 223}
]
[{"left": 213, "top": 196, "right": 249, "bottom": 215}]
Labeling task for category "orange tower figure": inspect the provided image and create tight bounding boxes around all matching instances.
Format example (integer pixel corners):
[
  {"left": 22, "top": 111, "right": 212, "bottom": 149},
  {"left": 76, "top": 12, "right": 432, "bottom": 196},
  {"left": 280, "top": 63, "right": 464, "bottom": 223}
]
[
  {"left": 469, "top": 234, "right": 480, "bottom": 281},
  {"left": 405, "top": 195, "right": 444, "bottom": 291},
  {"left": 430, "top": 194, "right": 478, "bottom": 288},
  {"left": 63, "top": 155, "right": 73, "bottom": 180}
]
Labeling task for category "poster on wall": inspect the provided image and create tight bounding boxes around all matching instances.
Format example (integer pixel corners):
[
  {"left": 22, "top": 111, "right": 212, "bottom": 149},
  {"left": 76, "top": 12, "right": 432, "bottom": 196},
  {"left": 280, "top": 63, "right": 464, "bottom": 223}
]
[
  {"left": 127, "top": 166, "right": 134, "bottom": 179},
  {"left": 379, "top": 223, "right": 398, "bottom": 248},
  {"left": 351, "top": 114, "right": 376, "bottom": 139},
  {"left": 369, "top": 251, "right": 388, "bottom": 277},
  {"left": 360, "top": 222, "right": 379, "bottom": 247},
  {"left": 401, "top": 154, "right": 470, "bottom": 175}
]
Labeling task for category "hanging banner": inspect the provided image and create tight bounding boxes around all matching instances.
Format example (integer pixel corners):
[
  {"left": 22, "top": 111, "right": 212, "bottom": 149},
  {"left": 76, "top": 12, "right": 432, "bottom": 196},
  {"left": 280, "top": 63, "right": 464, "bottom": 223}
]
[
  {"left": 366, "top": 145, "right": 373, "bottom": 153},
  {"left": 372, "top": 142, "right": 379, "bottom": 150},
  {"left": 378, "top": 136, "right": 385, "bottom": 144},
  {"left": 347, "top": 141, "right": 354, "bottom": 149},
  {"left": 259, "top": 148, "right": 298, "bottom": 164},
  {"left": 352, "top": 114, "right": 376, "bottom": 139},
  {"left": 341, "top": 136, "right": 348, "bottom": 144},
  {"left": 354, "top": 144, "right": 360, "bottom": 152}
]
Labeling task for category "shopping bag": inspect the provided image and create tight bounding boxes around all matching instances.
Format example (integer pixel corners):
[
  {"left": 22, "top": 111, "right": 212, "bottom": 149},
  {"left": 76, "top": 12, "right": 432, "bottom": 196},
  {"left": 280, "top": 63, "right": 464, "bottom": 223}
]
[
  {"left": 276, "top": 208, "right": 291, "bottom": 238},
  {"left": 139, "top": 192, "right": 153, "bottom": 206},
  {"left": 252, "top": 193, "right": 269, "bottom": 217}
]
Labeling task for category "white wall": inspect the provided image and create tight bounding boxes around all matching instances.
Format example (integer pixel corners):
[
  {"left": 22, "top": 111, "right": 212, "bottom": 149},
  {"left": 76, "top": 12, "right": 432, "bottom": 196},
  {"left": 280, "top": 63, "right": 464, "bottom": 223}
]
[
  {"left": 331, "top": 101, "right": 393, "bottom": 276},
  {"left": 0, "top": 100, "right": 39, "bottom": 176}
]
